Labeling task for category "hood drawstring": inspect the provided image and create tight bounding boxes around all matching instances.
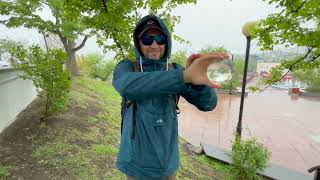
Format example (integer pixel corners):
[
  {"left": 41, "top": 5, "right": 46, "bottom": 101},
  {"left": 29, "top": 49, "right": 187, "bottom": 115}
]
[
  {"left": 139, "top": 56, "right": 169, "bottom": 72},
  {"left": 140, "top": 56, "right": 144, "bottom": 72}
]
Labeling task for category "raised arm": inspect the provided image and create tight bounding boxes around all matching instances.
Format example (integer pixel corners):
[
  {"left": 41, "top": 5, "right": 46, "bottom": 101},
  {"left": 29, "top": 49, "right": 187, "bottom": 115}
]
[
  {"left": 177, "top": 63, "right": 217, "bottom": 111},
  {"left": 112, "top": 59, "right": 185, "bottom": 101}
]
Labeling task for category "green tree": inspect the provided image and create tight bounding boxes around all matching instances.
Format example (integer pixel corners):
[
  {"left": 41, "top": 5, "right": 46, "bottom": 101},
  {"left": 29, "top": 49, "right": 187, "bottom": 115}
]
[
  {"left": 78, "top": 53, "right": 115, "bottom": 81},
  {"left": 0, "top": 39, "right": 24, "bottom": 64},
  {"left": 234, "top": 59, "right": 244, "bottom": 76},
  {"left": 230, "top": 59, "right": 245, "bottom": 90},
  {"left": 0, "top": 39, "right": 20, "bottom": 55},
  {"left": 171, "top": 46, "right": 232, "bottom": 67},
  {"left": 293, "top": 69, "right": 320, "bottom": 92},
  {"left": 0, "top": 0, "right": 196, "bottom": 76},
  {"left": 91, "top": 0, "right": 197, "bottom": 61},
  {"left": 255, "top": 0, "right": 320, "bottom": 85},
  {"left": 0, "top": 0, "right": 91, "bottom": 76},
  {"left": 170, "top": 50, "right": 188, "bottom": 66},
  {"left": 11, "top": 45, "right": 71, "bottom": 121},
  {"left": 199, "top": 46, "right": 228, "bottom": 54},
  {"left": 80, "top": 54, "right": 104, "bottom": 78},
  {"left": 102, "top": 60, "right": 116, "bottom": 81}
]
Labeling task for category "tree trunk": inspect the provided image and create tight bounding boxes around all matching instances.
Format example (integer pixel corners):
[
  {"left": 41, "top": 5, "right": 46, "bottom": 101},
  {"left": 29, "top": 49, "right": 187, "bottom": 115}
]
[
  {"left": 58, "top": 34, "right": 88, "bottom": 77},
  {"left": 66, "top": 49, "right": 78, "bottom": 76},
  {"left": 65, "top": 40, "right": 79, "bottom": 76}
]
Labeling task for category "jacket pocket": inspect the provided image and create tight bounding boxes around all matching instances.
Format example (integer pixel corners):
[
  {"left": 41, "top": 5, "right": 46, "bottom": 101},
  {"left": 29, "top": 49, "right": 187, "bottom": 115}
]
[
  {"left": 131, "top": 110, "right": 176, "bottom": 171},
  {"left": 131, "top": 123, "right": 161, "bottom": 169}
]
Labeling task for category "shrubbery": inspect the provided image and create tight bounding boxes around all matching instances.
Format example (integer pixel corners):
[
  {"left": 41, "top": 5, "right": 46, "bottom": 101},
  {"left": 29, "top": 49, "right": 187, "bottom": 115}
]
[
  {"left": 78, "top": 54, "right": 115, "bottom": 81},
  {"left": 11, "top": 45, "right": 71, "bottom": 120},
  {"left": 227, "top": 136, "right": 271, "bottom": 179}
]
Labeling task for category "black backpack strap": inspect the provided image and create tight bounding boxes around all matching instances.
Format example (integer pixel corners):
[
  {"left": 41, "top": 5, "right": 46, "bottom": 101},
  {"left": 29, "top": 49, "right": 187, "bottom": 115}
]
[
  {"left": 174, "top": 95, "right": 181, "bottom": 114},
  {"left": 120, "top": 100, "right": 125, "bottom": 135},
  {"left": 133, "top": 61, "right": 141, "bottom": 72},
  {"left": 131, "top": 101, "right": 137, "bottom": 140},
  {"left": 121, "top": 98, "right": 133, "bottom": 135},
  {"left": 171, "top": 63, "right": 181, "bottom": 114},
  {"left": 131, "top": 62, "right": 140, "bottom": 139},
  {"left": 127, "top": 60, "right": 140, "bottom": 72}
]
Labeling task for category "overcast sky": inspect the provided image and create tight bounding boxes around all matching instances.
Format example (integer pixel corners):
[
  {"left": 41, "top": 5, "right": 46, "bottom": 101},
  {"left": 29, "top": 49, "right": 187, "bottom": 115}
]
[{"left": 0, "top": 0, "right": 278, "bottom": 59}]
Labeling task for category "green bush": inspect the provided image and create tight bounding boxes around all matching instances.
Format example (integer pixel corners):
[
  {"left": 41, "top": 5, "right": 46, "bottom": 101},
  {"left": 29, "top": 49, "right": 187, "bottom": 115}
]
[
  {"left": 170, "top": 50, "right": 188, "bottom": 66},
  {"left": 219, "top": 78, "right": 240, "bottom": 91},
  {"left": 226, "top": 136, "right": 271, "bottom": 180},
  {"left": 78, "top": 54, "right": 115, "bottom": 81},
  {"left": 11, "top": 45, "right": 71, "bottom": 120}
]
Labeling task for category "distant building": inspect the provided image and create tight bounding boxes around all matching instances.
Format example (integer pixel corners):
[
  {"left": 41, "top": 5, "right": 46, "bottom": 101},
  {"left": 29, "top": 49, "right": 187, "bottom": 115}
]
[{"left": 256, "top": 62, "right": 281, "bottom": 74}]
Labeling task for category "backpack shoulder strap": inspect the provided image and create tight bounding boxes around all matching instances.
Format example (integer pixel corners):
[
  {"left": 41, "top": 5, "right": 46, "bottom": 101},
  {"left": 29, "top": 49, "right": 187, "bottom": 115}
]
[
  {"left": 169, "top": 62, "right": 181, "bottom": 114},
  {"left": 127, "top": 60, "right": 141, "bottom": 72},
  {"left": 120, "top": 97, "right": 133, "bottom": 135},
  {"left": 171, "top": 62, "right": 178, "bottom": 69},
  {"left": 168, "top": 62, "right": 176, "bottom": 70},
  {"left": 133, "top": 61, "right": 141, "bottom": 72}
]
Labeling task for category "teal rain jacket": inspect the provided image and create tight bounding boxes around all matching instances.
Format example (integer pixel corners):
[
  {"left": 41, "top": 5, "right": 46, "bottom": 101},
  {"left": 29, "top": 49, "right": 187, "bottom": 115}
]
[{"left": 112, "top": 15, "right": 217, "bottom": 179}]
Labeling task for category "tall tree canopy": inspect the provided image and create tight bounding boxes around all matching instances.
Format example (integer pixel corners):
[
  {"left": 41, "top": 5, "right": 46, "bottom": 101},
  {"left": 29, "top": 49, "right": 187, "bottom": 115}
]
[
  {"left": 255, "top": 0, "right": 320, "bottom": 85},
  {"left": 0, "top": 0, "right": 196, "bottom": 76}
]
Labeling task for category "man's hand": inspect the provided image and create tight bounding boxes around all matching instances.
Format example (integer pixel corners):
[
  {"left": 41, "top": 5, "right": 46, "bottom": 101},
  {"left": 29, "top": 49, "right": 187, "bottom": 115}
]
[
  {"left": 185, "top": 54, "right": 202, "bottom": 69},
  {"left": 183, "top": 53, "right": 229, "bottom": 88}
]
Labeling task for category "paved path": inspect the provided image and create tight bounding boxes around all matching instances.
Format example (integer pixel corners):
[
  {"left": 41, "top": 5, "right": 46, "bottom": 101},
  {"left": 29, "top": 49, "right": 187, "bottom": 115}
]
[{"left": 178, "top": 91, "right": 320, "bottom": 174}]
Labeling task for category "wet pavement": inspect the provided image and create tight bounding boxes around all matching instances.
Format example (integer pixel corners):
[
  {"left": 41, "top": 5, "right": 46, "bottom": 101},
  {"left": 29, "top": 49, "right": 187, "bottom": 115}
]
[{"left": 178, "top": 90, "right": 320, "bottom": 174}]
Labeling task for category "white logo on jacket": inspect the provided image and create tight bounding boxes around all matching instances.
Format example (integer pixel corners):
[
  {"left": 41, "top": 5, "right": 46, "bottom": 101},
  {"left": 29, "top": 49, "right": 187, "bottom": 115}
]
[{"left": 156, "top": 119, "right": 163, "bottom": 124}]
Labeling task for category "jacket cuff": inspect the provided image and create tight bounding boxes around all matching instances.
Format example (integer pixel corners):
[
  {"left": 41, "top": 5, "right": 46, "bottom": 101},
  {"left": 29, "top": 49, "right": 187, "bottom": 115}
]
[{"left": 184, "top": 83, "right": 207, "bottom": 91}]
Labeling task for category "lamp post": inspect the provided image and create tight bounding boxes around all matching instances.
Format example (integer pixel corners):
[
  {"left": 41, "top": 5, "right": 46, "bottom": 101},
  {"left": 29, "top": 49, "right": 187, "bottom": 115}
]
[{"left": 236, "top": 21, "right": 257, "bottom": 138}]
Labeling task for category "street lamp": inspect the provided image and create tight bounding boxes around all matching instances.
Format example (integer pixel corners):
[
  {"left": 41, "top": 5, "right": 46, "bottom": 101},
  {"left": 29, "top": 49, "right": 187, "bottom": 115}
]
[{"left": 236, "top": 21, "right": 257, "bottom": 138}]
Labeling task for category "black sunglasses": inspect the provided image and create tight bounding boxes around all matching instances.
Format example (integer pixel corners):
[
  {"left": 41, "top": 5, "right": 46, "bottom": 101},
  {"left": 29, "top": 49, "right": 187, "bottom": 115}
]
[{"left": 140, "top": 34, "right": 167, "bottom": 45}]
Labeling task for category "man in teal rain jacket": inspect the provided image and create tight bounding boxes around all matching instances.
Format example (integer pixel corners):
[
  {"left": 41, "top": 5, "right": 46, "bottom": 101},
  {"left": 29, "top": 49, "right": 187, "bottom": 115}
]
[{"left": 112, "top": 15, "right": 228, "bottom": 180}]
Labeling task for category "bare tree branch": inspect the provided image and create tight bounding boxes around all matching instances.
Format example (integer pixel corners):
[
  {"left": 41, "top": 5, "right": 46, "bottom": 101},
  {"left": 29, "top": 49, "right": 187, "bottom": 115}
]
[{"left": 72, "top": 35, "right": 89, "bottom": 52}]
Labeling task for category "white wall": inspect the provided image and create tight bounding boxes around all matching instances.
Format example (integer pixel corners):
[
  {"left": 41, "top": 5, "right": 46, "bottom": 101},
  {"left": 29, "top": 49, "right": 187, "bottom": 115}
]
[{"left": 0, "top": 69, "right": 38, "bottom": 133}]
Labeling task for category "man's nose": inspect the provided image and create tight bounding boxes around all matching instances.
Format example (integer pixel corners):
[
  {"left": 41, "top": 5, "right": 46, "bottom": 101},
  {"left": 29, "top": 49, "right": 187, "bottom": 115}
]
[{"left": 150, "top": 40, "right": 159, "bottom": 48}]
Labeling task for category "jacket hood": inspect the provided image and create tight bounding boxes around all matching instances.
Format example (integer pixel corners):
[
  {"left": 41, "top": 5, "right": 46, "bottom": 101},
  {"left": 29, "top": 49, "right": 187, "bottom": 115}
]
[{"left": 133, "top": 15, "right": 172, "bottom": 63}]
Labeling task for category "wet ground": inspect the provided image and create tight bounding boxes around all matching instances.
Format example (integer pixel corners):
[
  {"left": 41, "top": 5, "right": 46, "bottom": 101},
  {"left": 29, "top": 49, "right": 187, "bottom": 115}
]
[{"left": 178, "top": 89, "right": 320, "bottom": 174}]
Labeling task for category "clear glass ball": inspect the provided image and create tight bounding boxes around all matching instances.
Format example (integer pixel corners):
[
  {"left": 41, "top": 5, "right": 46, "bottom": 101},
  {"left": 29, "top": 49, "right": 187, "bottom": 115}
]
[{"left": 207, "top": 56, "right": 234, "bottom": 85}]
